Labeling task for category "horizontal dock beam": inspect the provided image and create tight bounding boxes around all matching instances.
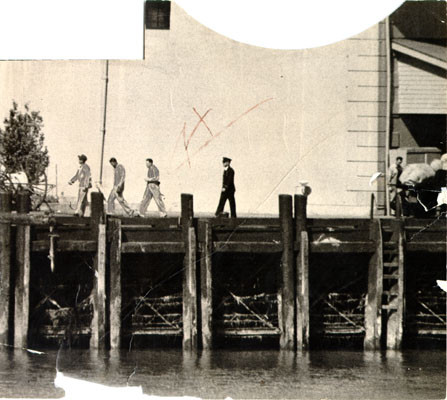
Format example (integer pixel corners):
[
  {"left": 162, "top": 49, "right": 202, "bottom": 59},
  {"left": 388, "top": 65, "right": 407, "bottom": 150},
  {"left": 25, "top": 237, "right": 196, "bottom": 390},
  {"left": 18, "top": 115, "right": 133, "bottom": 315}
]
[{"left": 0, "top": 191, "right": 445, "bottom": 352}]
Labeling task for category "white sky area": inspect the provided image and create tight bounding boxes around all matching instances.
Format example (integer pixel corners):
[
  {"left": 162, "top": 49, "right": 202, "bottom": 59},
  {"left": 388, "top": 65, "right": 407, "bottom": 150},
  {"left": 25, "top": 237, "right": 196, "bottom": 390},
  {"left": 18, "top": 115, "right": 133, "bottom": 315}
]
[{"left": 0, "top": 0, "right": 404, "bottom": 218}]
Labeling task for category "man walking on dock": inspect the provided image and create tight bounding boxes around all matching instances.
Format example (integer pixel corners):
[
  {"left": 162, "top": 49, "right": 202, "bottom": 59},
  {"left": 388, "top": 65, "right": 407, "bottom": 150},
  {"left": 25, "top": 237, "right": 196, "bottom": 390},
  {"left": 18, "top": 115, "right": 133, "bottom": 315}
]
[
  {"left": 107, "top": 157, "right": 134, "bottom": 216},
  {"left": 215, "top": 157, "right": 236, "bottom": 218},
  {"left": 138, "top": 158, "right": 167, "bottom": 217},
  {"left": 68, "top": 154, "right": 92, "bottom": 217}
]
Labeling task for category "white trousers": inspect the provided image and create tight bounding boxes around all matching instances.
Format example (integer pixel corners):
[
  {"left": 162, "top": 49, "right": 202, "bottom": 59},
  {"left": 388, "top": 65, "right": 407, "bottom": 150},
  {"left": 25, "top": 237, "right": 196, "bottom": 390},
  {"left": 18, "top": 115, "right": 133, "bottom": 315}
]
[{"left": 139, "top": 183, "right": 167, "bottom": 216}]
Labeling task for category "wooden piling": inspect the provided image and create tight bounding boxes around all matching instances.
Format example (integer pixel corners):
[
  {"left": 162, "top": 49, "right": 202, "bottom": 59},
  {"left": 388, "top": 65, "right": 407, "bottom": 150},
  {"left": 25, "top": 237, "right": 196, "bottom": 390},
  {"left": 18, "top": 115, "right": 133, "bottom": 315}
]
[
  {"left": 0, "top": 192, "right": 12, "bottom": 344},
  {"left": 109, "top": 219, "right": 122, "bottom": 349},
  {"left": 90, "top": 192, "right": 104, "bottom": 233},
  {"left": 200, "top": 221, "right": 213, "bottom": 349},
  {"left": 14, "top": 192, "right": 31, "bottom": 348},
  {"left": 279, "top": 195, "right": 295, "bottom": 350},
  {"left": 90, "top": 223, "right": 107, "bottom": 349},
  {"left": 364, "top": 219, "right": 383, "bottom": 350},
  {"left": 295, "top": 194, "right": 309, "bottom": 350},
  {"left": 90, "top": 192, "right": 107, "bottom": 349},
  {"left": 181, "top": 194, "right": 198, "bottom": 350}
]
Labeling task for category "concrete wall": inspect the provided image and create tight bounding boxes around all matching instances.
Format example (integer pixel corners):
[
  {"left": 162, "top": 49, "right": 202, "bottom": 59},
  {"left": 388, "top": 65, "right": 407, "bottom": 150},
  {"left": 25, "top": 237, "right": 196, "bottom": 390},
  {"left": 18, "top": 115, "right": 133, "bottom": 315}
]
[{"left": 0, "top": 4, "right": 386, "bottom": 216}]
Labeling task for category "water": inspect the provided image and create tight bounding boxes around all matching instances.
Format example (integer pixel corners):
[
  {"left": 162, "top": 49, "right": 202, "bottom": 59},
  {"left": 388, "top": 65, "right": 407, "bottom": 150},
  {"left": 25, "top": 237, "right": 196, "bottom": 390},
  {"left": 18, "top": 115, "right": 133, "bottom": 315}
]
[{"left": 0, "top": 348, "right": 445, "bottom": 399}]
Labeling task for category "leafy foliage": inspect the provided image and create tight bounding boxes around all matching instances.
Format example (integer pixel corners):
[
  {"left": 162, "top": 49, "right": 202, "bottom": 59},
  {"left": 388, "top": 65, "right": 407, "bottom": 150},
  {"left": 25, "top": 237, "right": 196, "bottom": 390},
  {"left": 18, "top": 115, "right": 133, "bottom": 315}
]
[{"left": 0, "top": 102, "right": 49, "bottom": 184}]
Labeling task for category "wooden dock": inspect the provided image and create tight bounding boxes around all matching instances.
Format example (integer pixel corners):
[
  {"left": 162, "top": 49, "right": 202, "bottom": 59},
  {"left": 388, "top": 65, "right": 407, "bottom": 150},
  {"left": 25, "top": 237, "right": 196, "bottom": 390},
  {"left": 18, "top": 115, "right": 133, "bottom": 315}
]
[{"left": 0, "top": 191, "right": 445, "bottom": 351}]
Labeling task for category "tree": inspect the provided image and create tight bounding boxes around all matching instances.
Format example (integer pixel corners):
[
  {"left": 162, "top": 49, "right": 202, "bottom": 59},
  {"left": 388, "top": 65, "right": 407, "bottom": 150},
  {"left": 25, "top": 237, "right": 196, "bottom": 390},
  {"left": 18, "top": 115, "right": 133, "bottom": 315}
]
[{"left": 0, "top": 101, "right": 49, "bottom": 185}]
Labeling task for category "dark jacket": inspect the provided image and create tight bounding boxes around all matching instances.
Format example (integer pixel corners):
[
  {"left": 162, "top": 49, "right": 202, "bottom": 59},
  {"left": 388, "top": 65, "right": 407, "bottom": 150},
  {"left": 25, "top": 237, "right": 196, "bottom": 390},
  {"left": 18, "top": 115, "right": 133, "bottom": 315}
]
[{"left": 222, "top": 167, "right": 235, "bottom": 193}]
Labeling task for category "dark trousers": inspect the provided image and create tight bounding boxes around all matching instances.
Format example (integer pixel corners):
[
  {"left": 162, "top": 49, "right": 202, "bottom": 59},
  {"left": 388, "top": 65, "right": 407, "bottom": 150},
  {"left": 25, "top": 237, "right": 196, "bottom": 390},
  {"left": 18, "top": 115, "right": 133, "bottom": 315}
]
[{"left": 215, "top": 190, "right": 236, "bottom": 217}]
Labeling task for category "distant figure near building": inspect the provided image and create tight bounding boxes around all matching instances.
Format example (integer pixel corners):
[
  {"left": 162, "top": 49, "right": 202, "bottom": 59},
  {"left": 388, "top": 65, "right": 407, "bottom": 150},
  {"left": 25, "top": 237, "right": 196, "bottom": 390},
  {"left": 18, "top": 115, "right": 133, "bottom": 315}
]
[
  {"left": 215, "top": 157, "right": 236, "bottom": 218},
  {"left": 139, "top": 158, "right": 167, "bottom": 217},
  {"left": 68, "top": 154, "right": 92, "bottom": 217},
  {"left": 107, "top": 158, "right": 134, "bottom": 216},
  {"left": 389, "top": 156, "right": 404, "bottom": 210}
]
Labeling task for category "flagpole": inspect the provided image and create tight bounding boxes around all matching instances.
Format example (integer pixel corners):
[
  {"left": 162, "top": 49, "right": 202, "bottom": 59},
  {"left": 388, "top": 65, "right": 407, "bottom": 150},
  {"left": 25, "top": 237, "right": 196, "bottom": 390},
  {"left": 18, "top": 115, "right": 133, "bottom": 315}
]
[{"left": 99, "top": 59, "right": 109, "bottom": 185}]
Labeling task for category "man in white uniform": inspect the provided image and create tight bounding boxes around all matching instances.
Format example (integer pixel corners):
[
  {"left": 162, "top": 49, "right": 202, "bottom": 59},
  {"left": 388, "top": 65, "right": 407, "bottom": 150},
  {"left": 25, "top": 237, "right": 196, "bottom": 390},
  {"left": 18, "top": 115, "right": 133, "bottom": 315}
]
[
  {"left": 107, "top": 157, "right": 134, "bottom": 216},
  {"left": 68, "top": 154, "right": 91, "bottom": 217},
  {"left": 139, "top": 158, "right": 167, "bottom": 217}
]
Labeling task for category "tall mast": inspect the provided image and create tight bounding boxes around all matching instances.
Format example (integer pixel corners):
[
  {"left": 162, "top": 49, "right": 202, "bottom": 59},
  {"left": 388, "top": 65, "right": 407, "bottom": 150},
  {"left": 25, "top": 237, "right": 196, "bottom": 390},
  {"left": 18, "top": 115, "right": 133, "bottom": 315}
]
[{"left": 99, "top": 60, "right": 109, "bottom": 185}]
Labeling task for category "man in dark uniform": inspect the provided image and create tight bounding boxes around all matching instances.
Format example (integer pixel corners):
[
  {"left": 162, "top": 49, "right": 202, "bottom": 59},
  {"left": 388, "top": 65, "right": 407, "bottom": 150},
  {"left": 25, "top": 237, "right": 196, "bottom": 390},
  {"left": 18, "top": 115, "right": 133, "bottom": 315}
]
[{"left": 215, "top": 157, "right": 236, "bottom": 218}]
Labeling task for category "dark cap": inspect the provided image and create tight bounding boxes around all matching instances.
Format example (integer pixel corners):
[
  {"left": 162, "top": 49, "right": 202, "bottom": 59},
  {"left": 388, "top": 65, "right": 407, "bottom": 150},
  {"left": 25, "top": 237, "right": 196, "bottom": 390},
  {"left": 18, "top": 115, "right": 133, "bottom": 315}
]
[
  {"left": 109, "top": 157, "right": 117, "bottom": 163},
  {"left": 78, "top": 154, "right": 87, "bottom": 162},
  {"left": 222, "top": 157, "right": 232, "bottom": 163}
]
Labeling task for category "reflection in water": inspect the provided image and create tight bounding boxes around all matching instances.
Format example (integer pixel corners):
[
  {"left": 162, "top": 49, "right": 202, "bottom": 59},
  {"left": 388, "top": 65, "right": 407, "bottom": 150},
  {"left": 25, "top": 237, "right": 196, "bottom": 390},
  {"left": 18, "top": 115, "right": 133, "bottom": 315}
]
[{"left": 0, "top": 348, "right": 445, "bottom": 399}]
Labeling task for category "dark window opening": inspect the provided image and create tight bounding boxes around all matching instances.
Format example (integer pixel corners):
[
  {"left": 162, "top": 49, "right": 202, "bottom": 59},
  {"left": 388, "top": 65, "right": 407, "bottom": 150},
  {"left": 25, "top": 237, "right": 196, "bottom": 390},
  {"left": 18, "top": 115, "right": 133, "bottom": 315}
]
[{"left": 145, "top": 1, "right": 171, "bottom": 30}]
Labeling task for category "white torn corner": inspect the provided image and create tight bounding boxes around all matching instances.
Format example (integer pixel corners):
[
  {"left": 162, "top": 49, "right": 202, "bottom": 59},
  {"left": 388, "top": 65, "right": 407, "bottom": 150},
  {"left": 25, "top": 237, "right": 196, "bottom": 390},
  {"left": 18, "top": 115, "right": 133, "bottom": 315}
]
[
  {"left": 54, "top": 371, "right": 202, "bottom": 400},
  {"left": 369, "top": 172, "right": 382, "bottom": 186},
  {"left": 436, "top": 280, "right": 447, "bottom": 293}
]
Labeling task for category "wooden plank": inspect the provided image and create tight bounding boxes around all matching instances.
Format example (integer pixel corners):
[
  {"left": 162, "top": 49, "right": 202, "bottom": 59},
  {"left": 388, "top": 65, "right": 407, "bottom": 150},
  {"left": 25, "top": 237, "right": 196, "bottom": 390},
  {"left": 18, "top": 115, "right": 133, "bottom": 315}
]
[
  {"left": 32, "top": 240, "right": 97, "bottom": 252},
  {"left": 121, "top": 225, "right": 181, "bottom": 231},
  {"left": 183, "top": 226, "right": 198, "bottom": 350},
  {"left": 279, "top": 195, "right": 294, "bottom": 350},
  {"left": 406, "top": 242, "right": 446, "bottom": 253},
  {"left": 131, "top": 329, "right": 182, "bottom": 336},
  {"left": 109, "top": 219, "right": 122, "bottom": 349},
  {"left": 121, "top": 242, "right": 185, "bottom": 253},
  {"left": 217, "top": 328, "right": 281, "bottom": 336},
  {"left": 0, "top": 212, "right": 53, "bottom": 225},
  {"left": 214, "top": 241, "right": 281, "bottom": 253},
  {"left": 0, "top": 192, "right": 12, "bottom": 344},
  {"left": 309, "top": 241, "right": 375, "bottom": 253},
  {"left": 14, "top": 225, "right": 31, "bottom": 348},
  {"left": 364, "top": 219, "right": 383, "bottom": 350},
  {"left": 90, "top": 223, "right": 107, "bottom": 349},
  {"left": 296, "top": 231, "right": 310, "bottom": 350},
  {"left": 200, "top": 221, "right": 213, "bottom": 349}
]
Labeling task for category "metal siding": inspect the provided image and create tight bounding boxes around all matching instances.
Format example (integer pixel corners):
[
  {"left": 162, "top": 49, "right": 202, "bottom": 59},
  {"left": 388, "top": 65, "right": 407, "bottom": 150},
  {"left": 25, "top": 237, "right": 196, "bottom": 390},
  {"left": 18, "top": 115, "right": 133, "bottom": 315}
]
[{"left": 396, "top": 60, "right": 447, "bottom": 114}]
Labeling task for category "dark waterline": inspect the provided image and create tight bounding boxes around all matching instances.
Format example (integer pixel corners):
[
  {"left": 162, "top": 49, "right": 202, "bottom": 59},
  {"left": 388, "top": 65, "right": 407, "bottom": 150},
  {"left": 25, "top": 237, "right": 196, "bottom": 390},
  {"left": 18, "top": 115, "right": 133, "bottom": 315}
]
[{"left": 0, "top": 348, "right": 445, "bottom": 399}]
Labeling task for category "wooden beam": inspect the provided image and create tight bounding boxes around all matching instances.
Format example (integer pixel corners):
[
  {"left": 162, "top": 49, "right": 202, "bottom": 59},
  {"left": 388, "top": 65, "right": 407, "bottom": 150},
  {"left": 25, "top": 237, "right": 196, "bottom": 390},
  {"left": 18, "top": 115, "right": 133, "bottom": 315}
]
[
  {"left": 109, "top": 219, "right": 122, "bottom": 349},
  {"left": 14, "top": 193, "right": 31, "bottom": 348},
  {"left": 32, "top": 240, "right": 97, "bottom": 252},
  {"left": 0, "top": 213, "right": 53, "bottom": 225},
  {"left": 121, "top": 242, "right": 185, "bottom": 253},
  {"left": 217, "top": 328, "right": 281, "bottom": 336},
  {"left": 364, "top": 219, "right": 383, "bottom": 350},
  {"left": 200, "top": 221, "right": 213, "bottom": 349},
  {"left": 406, "top": 242, "right": 446, "bottom": 253},
  {"left": 309, "top": 241, "right": 375, "bottom": 253},
  {"left": 90, "top": 223, "right": 107, "bottom": 349},
  {"left": 214, "top": 241, "right": 281, "bottom": 253},
  {"left": 183, "top": 226, "right": 198, "bottom": 350},
  {"left": 0, "top": 192, "right": 12, "bottom": 344},
  {"left": 279, "top": 195, "right": 295, "bottom": 350}
]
